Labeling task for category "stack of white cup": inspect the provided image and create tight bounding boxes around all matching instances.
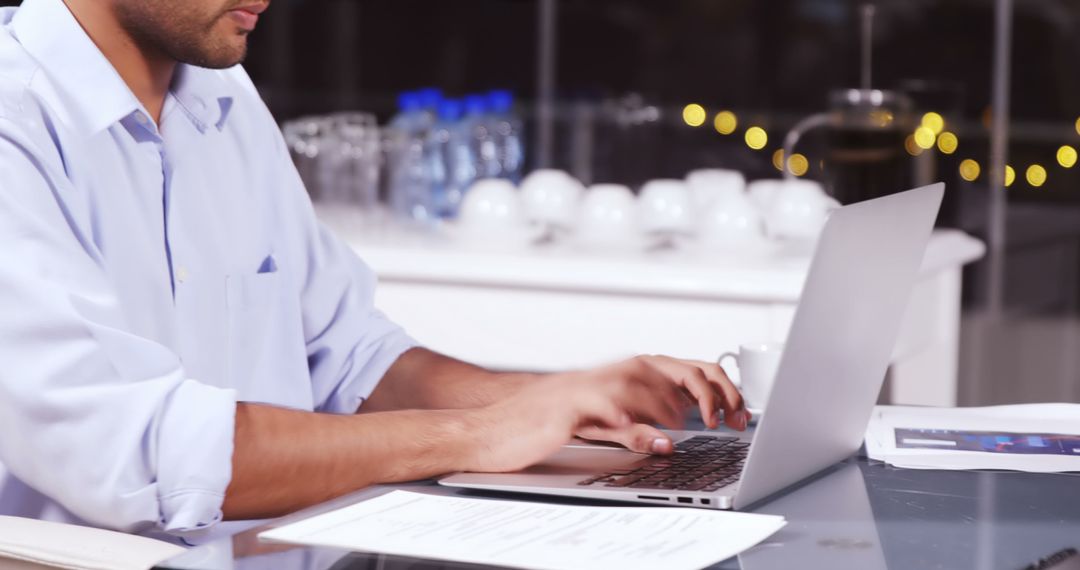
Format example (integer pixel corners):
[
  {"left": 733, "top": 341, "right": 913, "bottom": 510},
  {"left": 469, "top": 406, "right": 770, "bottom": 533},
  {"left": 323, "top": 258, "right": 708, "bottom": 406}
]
[{"left": 451, "top": 168, "right": 839, "bottom": 251}]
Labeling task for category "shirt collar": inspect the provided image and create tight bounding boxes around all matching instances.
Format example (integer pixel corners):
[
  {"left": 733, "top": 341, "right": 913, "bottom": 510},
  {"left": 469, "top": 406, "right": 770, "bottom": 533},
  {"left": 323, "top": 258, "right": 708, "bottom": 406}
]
[
  {"left": 11, "top": 0, "right": 234, "bottom": 138},
  {"left": 169, "top": 64, "right": 235, "bottom": 133}
]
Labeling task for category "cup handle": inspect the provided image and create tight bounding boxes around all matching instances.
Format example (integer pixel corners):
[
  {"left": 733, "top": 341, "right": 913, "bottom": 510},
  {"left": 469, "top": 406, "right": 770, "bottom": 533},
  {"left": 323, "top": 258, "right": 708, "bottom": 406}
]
[{"left": 717, "top": 352, "right": 740, "bottom": 388}]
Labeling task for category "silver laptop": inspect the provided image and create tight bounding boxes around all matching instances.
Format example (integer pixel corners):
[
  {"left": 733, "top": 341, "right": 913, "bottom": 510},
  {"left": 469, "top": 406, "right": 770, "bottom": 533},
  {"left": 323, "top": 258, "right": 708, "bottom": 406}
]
[{"left": 440, "top": 183, "right": 944, "bottom": 510}]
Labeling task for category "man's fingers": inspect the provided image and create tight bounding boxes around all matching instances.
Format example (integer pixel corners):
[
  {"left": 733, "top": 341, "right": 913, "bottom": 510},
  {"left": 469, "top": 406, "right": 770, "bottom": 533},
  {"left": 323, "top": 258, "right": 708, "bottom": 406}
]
[
  {"left": 696, "top": 360, "right": 750, "bottom": 429},
  {"left": 672, "top": 366, "right": 720, "bottom": 428},
  {"left": 648, "top": 356, "right": 750, "bottom": 430},
  {"left": 625, "top": 361, "right": 688, "bottom": 429},
  {"left": 642, "top": 356, "right": 723, "bottom": 428},
  {"left": 577, "top": 424, "right": 673, "bottom": 455},
  {"left": 681, "top": 358, "right": 746, "bottom": 412}
]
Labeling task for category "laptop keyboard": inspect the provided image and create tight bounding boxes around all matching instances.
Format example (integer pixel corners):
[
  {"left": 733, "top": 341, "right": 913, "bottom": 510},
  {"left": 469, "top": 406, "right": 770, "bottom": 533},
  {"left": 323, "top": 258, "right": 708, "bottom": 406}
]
[{"left": 577, "top": 435, "right": 750, "bottom": 492}]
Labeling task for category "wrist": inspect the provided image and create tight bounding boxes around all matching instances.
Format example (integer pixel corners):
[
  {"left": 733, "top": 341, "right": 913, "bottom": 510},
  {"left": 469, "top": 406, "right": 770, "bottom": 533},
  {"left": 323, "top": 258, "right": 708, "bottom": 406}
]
[{"left": 442, "top": 407, "right": 492, "bottom": 473}]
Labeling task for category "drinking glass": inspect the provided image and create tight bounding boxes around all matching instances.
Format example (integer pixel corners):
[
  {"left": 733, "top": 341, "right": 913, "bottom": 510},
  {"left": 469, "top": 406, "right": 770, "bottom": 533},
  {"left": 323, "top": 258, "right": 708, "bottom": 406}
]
[
  {"left": 282, "top": 115, "right": 334, "bottom": 199},
  {"left": 319, "top": 112, "right": 381, "bottom": 210}
]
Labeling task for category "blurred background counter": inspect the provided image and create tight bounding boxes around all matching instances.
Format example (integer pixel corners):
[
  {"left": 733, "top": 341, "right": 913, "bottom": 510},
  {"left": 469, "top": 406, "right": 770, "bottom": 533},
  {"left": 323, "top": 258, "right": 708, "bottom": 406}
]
[{"left": 321, "top": 205, "right": 984, "bottom": 407}]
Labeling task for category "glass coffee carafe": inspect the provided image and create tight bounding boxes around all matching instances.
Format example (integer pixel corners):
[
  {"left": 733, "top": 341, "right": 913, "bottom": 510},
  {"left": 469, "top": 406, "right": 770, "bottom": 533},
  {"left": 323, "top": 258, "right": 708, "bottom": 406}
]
[{"left": 782, "top": 88, "right": 914, "bottom": 206}]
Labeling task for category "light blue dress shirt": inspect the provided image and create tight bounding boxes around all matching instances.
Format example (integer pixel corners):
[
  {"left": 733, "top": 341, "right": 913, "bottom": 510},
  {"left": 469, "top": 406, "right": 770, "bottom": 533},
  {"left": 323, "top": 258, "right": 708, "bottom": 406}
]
[{"left": 0, "top": 0, "right": 417, "bottom": 541}]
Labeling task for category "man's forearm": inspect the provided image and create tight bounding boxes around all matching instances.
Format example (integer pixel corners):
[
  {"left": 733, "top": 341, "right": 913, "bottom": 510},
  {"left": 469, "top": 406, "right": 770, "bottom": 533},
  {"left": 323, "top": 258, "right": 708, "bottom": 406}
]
[
  {"left": 222, "top": 402, "right": 476, "bottom": 520},
  {"left": 362, "top": 347, "right": 538, "bottom": 413}
]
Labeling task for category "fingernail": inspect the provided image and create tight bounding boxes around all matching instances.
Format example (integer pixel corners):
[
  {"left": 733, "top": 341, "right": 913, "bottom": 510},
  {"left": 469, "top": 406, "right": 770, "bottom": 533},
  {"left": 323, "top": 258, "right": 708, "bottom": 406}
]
[
  {"left": 737, "top": 412, "right": 748, "bottom": 430},
  {"left": 651, "top": 438, "right": 670, "bottom": 454}
]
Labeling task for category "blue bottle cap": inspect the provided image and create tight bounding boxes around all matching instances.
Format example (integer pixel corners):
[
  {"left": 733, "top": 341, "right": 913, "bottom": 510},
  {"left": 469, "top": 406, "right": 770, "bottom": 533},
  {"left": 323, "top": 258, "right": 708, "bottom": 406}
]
[
  {"left": 438, "top": 98, "right": 464, "bottom": 121},
  {"left": 396, "top": 91, "right": 421, "bottom": 112},
  {"left": 487, "top": 90, "right": 513, "bottom": 113},
  {"left": 417, "top": 88, "right": 443, "bottom": 110},
  {"left": 464, "top": 95, "right": 487, "bottom": 115}
]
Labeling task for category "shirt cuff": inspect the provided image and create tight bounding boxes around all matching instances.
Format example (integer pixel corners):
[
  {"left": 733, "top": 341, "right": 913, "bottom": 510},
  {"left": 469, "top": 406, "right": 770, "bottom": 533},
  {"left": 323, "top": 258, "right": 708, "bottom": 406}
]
[
  {"left": 154, "top": 379, "right": 237, "bottom": 534},
  {"left": 322, "top": 329, "right": 419, "bottom": 415}
]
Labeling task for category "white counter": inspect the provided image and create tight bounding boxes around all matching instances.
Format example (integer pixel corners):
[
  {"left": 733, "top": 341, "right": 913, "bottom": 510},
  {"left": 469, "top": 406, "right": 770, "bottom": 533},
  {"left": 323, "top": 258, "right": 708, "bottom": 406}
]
[{"left": 320, "top": 206, "right": 985, "bottom": 407}]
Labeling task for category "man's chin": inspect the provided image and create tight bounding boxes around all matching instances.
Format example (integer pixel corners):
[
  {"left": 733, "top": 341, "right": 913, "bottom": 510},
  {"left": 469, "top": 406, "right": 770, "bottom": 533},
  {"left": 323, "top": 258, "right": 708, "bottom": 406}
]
[{"left": 191, "top": 43, "right": 247, "bottom": 69}]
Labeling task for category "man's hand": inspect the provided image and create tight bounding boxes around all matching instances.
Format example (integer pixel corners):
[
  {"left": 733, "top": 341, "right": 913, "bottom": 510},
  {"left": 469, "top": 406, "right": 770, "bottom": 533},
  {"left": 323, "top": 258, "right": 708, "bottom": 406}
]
[
  {"left": 460, "top": 355, "right": 749, "bottom": 474},
  {"left": 575, "top": 355, "right": 750, "bottom": 455}
]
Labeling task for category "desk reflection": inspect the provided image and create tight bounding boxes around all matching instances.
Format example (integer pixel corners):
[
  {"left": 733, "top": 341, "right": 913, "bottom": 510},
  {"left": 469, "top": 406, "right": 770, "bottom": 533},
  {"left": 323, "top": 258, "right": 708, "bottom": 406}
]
[
  {"left": 735, "top": 461, "right": 886, "bottom": 570},
  {"left": 158, "top": 456, "right": 1080, "bottom": 570}
]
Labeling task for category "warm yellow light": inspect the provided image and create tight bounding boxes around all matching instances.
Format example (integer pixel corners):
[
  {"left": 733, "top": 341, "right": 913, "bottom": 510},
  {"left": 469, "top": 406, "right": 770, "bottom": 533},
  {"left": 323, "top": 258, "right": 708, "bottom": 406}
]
[
  {"left": 937, "top": 132, "right": 958, "bottom": 154},
  {"left": 1005, "top": 165, "right": 1015, "bottom": 187},
  {"left": 1026, "top": 164, "right": 1047, "bottom": 187},
  {"left": 904, "top": 134, "right": 923, "bottom": 156},
  {"left": 787, "top": 153, "right": 809, "bottom": 177},
  {"left": 1075, "top": 117, "right": 1080, "bottom": 137},
  {"left": 1057, "top": 145, "right": 1077, "bottom": 168},
  {"left": 682, "top": 104, "right": 707, "bottom": 127},
  {"left": 913, "top": 126, "right": 936, "bottom": 150},
  {"left": 921, "top": 112, "right": 945, "bottom": 135},
  {"left": 745, "top": 126, "right": 768, "bottom": 150},
  {"left": 771, "top": 149, "right": 785, "bottom": 171},
  {"left": 959, "top": 159, "right": 980, "bottom": 182},
  {"left": 869, "top": 110, "right": 894, "bottom": 127},
  {"left": 713, "top": 110, "right": 738, "bottom": 135}
]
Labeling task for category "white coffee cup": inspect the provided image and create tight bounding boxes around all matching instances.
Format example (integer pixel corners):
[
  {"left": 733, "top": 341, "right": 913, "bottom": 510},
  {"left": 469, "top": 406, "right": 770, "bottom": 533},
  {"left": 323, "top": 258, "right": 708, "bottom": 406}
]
[
  {"left": 458, "top": 178, "right": 523, "bottom": 234},
  {"left": 638, "top": 179, "right": 693, "bottom": 235},
  {"left": 519, "top": 169, "right": 585, "bottom": 229},
  {"left": 718, "top": 342, "right": 784, "bottom": 410},
  {"left": 747, "top": 179, "right": 783, "bottom": 212},
  {"left": 686, "top": 169, "right": 746, "bottom": 208},
  {"left": 696, "top": 189, "right": 765, "bottom": 248},
  {"left": 763, "top": 179, "right": 839, "bottom": 241},
  {"left": 576, "top": 183, "right": 639, "bottom": 247}
]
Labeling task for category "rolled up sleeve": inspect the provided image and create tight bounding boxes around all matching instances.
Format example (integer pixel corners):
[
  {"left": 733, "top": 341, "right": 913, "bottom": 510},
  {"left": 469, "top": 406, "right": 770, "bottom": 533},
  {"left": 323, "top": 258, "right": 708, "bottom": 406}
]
[
  {"left": 156, "top": 379, "right": 236, "bottom": 532},
  {"left": 243, "top": 86, "right": 418, "bottom": 414},
  {"left": 299, "top": 223, "right": 419, "bottom": 414},
  {"left": 0, "top": 122, "right": 236, "bottom": 534}
]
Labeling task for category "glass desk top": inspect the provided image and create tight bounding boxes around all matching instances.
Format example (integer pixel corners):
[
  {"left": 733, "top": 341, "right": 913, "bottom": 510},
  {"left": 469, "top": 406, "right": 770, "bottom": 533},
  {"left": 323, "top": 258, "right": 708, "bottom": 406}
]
[{"left": 157, "top": 429, "right": 1080, "bottom": 570}]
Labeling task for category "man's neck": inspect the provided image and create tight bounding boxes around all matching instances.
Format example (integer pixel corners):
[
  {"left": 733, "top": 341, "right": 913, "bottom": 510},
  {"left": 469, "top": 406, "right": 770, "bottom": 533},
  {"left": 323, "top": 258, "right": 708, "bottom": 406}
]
[{"left": 62, "top": 0, "right": 175, "bottom": 124}]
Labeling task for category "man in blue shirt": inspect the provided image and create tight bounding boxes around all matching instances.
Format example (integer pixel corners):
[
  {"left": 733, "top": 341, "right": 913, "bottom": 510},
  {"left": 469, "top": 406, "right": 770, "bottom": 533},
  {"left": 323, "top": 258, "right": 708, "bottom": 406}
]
[{"left": 0, "top": 0, "right": 749, "bottom": 541}]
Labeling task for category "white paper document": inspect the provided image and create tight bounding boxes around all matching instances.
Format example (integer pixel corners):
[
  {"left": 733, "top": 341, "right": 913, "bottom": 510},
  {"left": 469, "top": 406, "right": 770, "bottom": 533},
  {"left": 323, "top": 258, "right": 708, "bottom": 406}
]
[
  {"left": 865, "top": 404, "right": 1080, "bottom": 472},
  {"left": 260, "top": 490, "right": 786, "bottom": 570}
]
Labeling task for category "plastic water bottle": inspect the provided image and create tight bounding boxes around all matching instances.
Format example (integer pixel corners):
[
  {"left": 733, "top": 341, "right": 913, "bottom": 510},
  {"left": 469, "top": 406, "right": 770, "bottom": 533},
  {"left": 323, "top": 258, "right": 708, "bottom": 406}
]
[
  {"left": 388, "top": 91, "right": 423, "bottom": 133},
  {"left": 389, "top": 89, "right": 441, "bottom": 136},
  {"left": 387, "top": 91, "right": 438, "bottom": 223},
  {"left": 426, "top": 98, "right": 476, "bottom": 218},
  {"left": 463, "top": 94, "right": 499, "bottom": 179},
  {"left": 416, "top": 88, "right": 443, "bottom": 115},
  {"left": 487, "top": 89, "right": 525, "bottom": 183},
  {"left": 387, "top": 131, "right": 435, "bottom": 224},
  {"left": 446, "top": 99, "right": 481, "bottom": 216}
]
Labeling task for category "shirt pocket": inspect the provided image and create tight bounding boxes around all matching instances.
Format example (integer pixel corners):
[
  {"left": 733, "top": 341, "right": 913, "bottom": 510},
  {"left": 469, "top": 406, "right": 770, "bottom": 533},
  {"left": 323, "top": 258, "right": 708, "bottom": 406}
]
[
  {"left": 224, "top": 263, "right": 312, "bottom": 408},
  {"left": 225, "top": 269, "right": 281, "bottom": 312}
]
